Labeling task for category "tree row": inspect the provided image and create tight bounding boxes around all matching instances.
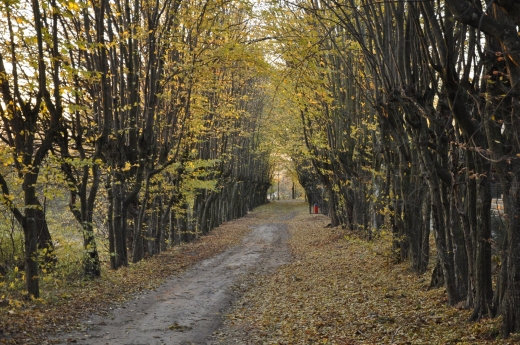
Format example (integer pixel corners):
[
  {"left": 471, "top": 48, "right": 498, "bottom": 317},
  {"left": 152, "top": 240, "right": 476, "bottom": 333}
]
[
  {"left": 268, "top": 0, "right": 520, "bottom": 338},
  {"left": 0, "top": 0, "right": 272, "bottom": 299}
]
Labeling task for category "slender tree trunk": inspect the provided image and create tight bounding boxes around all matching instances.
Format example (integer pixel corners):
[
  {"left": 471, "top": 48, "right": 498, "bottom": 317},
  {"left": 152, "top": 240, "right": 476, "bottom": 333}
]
[
  {"left": 419, "top": 192, "right": 431, "bottom": 274},
  {"left": 23, "top": 206, "right": 39, "bottom": 298},
  {"left": 107, "top": 176, "right": 117, "bottom": 269},
  {"left": 112, "top": 175, "right": 128, "bottom": 268}
]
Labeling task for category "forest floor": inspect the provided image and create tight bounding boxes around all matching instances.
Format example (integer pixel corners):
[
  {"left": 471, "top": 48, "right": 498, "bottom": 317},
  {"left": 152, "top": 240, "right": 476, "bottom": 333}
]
[
  {"left": 213, "top": 203, "right": 518, "bottom": 345},
  {"left": 1, "top": 201, "right": 518, "bottom": 344}
]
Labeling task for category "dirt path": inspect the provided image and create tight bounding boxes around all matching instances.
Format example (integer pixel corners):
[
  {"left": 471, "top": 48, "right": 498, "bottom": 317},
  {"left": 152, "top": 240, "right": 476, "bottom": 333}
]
[{"left": 52, "top": 204, "right": 295, "bottom": 345}]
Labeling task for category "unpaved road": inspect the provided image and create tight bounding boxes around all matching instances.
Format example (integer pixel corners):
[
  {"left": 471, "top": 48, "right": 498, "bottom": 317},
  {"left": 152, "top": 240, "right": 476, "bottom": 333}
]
[{"left": 53, "top": 210, "right": 293, "bottom": 345}]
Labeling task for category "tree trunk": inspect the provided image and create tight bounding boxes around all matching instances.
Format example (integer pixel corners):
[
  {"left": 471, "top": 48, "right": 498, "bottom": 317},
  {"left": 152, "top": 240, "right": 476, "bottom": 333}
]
[
  {"left": 450, "top": 199, "right": 468, "bottom": 302},
  {"left": 112, "top": 177, "right": 128, "bottom": 268},
  {"left": 469, "top": 157, "right": 494, "bottom": 320},
  {"left": 82, "top": 215, "right": 101, "bottom": 278},
  {"left": 419, "top": 192, "right": 431, "bottom": 274},
  {"left": 23, "top": 206, "right": 40, "bottom": 298},
  {"left": 500, "top": 165, "right": 520, "bottom": 336},
  {"left": 409, "top": 182, "right": 429, "bottom": 273},
  {"left": 416, "top": 119, "right": 461, "bottom": 305}
]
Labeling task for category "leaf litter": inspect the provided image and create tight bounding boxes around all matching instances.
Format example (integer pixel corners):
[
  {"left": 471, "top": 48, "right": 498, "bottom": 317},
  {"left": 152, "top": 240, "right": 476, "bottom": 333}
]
[
  {"left": 0, "top": 204, "right": 280, "bottom": 345},
  {"left": 1, "top": 201, "right": 518, "bottom": 344},
  {"left": 215, "top": 202, "right": 518, "bottom": 345}
]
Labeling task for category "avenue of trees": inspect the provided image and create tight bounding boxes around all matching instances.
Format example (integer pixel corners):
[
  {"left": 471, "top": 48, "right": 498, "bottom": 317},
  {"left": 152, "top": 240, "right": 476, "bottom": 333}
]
[
  {"left": 267, "top": 0, "right": 520, "bottom": 338},
  {"left": 0, "top": 0, "right": 271, "bottom": 299},
  {"left": 3, "top": 0, "right": 520, "bottom": 340}
]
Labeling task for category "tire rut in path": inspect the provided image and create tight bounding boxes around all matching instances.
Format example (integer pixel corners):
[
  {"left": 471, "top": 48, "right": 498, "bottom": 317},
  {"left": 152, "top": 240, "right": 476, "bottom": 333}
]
[{"left": 54, "top": 214, "right": 292, "bottom": 345}]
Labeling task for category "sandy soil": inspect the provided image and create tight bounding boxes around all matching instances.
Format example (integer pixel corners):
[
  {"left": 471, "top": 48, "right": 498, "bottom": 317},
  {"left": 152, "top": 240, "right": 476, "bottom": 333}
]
[{"left": 52, "top": 207, "right": 294, "bottom": 345}]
